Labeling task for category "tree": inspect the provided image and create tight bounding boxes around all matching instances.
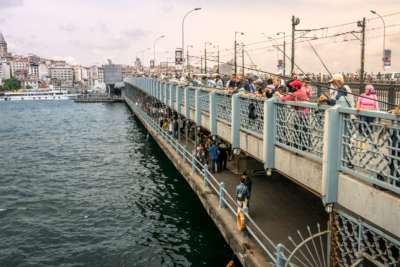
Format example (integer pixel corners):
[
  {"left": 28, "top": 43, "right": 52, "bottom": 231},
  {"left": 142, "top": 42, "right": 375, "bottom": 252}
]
[
  {"left": 26, "top": 85, "right": 33, "bottom": 89},
  {"left": 3, "top": 77, "right": 21, "bottom": 90}
]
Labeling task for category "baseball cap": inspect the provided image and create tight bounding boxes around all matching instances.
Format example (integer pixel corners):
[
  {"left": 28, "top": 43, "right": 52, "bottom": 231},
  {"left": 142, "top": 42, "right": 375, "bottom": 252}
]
[
  {"left": 254, "top": 79, "right": 263, "bottom": 85},
  {"left": 289, "top": 80, "right": 302, "bottom": 87}
]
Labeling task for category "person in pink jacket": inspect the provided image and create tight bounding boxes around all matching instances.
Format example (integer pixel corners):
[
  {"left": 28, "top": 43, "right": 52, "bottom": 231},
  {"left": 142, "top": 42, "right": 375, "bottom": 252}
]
[{"left": 357, "top": 84, "right": 379, "bottom": 139}]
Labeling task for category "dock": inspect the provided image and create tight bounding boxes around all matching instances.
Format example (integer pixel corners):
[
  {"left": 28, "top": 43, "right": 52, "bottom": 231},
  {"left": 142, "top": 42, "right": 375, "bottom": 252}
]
[{"left": 74, "top": 97, "right": 124, "bottom": 103}]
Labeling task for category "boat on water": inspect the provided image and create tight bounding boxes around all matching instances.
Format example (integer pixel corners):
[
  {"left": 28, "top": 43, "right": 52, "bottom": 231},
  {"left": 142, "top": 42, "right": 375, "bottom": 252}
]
[{"left": 2, "top": 89, "right": 78, "bottom": 101}]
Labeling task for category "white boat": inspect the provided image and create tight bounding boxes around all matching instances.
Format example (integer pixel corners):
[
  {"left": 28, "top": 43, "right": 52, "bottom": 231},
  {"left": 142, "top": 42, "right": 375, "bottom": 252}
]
[{"left": 2, "top": 89, "right": 78, "bottom": 101}]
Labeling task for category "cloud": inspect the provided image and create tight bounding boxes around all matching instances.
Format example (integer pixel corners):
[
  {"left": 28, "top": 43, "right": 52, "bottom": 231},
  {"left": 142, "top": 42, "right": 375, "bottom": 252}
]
[
  {"left": 121, "top": 27, "right": 152, "bottom": 40},
  {"left": 0, "top": 0, "right": 24, "bottom": 9},
  {"left": 59, "top": 23, "right": 79, "bottom": 33},
  {"left": 6, "top": 35, "right": 48, "bottom": 51}
]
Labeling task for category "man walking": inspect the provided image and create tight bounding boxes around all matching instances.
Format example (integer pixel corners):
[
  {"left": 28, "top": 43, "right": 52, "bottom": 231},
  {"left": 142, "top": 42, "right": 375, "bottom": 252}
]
[
  {"left": 208, "top": 142, "right": 220, "bottom": 174},
  {"left": 242, "top": 172, "right": 252, "bottom": 208},
  {"left": 235, "top": 178, "right": 250, "bottom": 213}
]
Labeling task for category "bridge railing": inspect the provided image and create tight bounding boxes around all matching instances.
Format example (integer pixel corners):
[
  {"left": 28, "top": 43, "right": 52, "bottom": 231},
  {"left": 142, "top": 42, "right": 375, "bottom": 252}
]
[
  {"left": 124, "top": 77, "right": 400, "bottom": 197},
  {"left": 338, "top": 107, "right": 400, "bottom": 193},
  {"left": 274, "top": 100, "right": 331, "bottom": 162}
]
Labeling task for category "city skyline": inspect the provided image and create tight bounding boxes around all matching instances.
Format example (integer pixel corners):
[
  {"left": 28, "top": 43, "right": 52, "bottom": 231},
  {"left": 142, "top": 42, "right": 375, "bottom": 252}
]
[{"left": 1, "top": 0, "right": 399, "bottom": 73}]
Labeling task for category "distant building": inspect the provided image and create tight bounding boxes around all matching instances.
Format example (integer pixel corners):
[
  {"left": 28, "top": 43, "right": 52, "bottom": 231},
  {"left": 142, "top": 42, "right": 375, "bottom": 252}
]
[
  {"left": 135, "top": 57, "right": 141, "bottom": 69},
  {"left": 11, "top": 59, "right": 29, "bottom": 74},
  {"left": 38, "top": 63, "right": 48, "bottom": 80},
  {"left": 29, "top": 63, "right": 39, "bottom": 79},
  {"left": 14, "top": 69, "right": 28, "bottom": 79},
  {"left": 49, "top": 65, "right": 73, "bottom": 82},
  {"left": 0, "top": 30, "right": 7, "bottom": 58},
  {"left": 0, "top": 59, "right": 11, "bottom": 80},
  {"left": 88, "top": 67, "right": 105, "bottom": 90},
  {"left": 122, "top": 66, "right": 135, "bottom": 77},
  {"left": 21, "top": 79, "right": 38, "bottom": 89}
]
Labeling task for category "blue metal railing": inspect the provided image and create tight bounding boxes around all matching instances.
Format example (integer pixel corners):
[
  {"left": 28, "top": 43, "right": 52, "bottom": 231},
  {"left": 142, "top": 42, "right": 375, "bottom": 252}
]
[
  {"left": 239, "top": 94, "right": 266, "bottom": 139},
  {"left": 216, "top": 92, "right": 233, "bottom": 125}
]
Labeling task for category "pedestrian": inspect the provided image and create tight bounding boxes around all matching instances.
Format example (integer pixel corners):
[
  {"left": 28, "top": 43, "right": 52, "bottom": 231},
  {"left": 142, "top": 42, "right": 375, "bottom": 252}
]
[
  {"left": 215, "top": 75, "right": 223, "bottom": 88},
  {"left": 219, "top": 142, "right": 228, "bottom": 171},
  {"left": 173, "top": 119, "right": 179, "bottom": 139},
  {"left": 204, "top": 143, "right": 210, "bottom": 165},
  {"left": 245, "top": 73, "right": 253, "bottom": 84},
  {"left": 266, "top": 79, "right": 275, "bottom": 89},
  {"left": 272, "top": 78, "right": 286, "bottom": 94},
  {"left": 275, "top": 80, "right": 310, "bottom": 151},
  {"left": 286, "top": 73, "right": 298, "bottom": 93},
  {"left": 235, "top": 178, "right": 250, "bottom": 213},
  {"left": 235, "top": 74, "right": 251, "bottom": 92},
  {"left": 242, "top": 172, "right": 252, "bottom": 208},
  {"left": 357, "top": 84, "right": 379, "bottom": 142},
  {"left": 197, "top": 143, "right": 207, "bottom": 171},
  {"left": 228, "top": 74, "right": 236, "bottom": 87},
  {"left": 301, "top": 77, "right": 313, "bottom": 100},
  {"left": 163, "top": 119, "right": 168, "bottom": 132},
  {"left": 208, "top": 142, "right": 220, "bottom": 174}
]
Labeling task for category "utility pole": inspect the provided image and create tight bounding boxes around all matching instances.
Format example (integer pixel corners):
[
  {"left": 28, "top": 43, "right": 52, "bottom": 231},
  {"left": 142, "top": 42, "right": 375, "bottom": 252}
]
[
  {"left": 291, "top": 16, "right": 298, "bottom": 75},
  {"left": 234, "top": 40, "right": 237, "bottom": 75},
  {"left": 359, "top": 17, "right": 366, "bottom": 83},
  {"left": 242, "top": 44, "right": 244, "bottom": 77},
  {"left": 201, "top": 55, "right": 203, "bottom": 73}
]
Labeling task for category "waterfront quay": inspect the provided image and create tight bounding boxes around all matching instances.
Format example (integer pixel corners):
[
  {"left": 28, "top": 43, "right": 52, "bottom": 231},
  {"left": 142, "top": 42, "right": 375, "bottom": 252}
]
[{"left": 123, "top": 77, "right": 400, "bottom": 267}]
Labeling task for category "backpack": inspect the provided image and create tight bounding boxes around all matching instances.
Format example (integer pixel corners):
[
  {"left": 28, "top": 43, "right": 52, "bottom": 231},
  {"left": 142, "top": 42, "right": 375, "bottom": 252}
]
[
  {"left": 248, "top": 103, "right": 256, "bottom": 119},
  {"left": 237, "top": 186, "right": 246, "bottom": 201}
]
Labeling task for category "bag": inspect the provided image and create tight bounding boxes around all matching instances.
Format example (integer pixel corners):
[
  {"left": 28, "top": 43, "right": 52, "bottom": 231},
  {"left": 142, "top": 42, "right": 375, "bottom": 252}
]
[
  {"left": 248, "top": 103, "right": 256, "bottom": 119},
  {"left": 237, "top": 186, "right": 246, "bottom": 201}
]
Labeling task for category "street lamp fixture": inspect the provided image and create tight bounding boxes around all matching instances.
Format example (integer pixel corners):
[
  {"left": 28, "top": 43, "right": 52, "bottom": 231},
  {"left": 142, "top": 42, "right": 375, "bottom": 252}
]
[
  {"left": 371, "top": 10, "right": 386, "bottom": 71},
  {"left": 182, "top": 8, "right": 202, "bottom": 74},
  {"left": 187, "top": 45, "right": 193, "bottom": 74},
  {"left": 277, "top": 32, "right": 286, "bottom": 76},
  {"left": 154, "top": 35, "right": 165, "bottom": 72}
]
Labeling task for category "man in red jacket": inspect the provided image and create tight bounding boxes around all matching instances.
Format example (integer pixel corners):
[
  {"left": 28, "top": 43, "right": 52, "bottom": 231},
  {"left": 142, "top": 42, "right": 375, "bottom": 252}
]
[{"left": 275, "top": 80, "right": 310, "bottom": 151}]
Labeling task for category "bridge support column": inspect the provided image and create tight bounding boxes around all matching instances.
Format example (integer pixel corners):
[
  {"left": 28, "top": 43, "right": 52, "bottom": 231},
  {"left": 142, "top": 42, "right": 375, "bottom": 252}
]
[
  {"left": 231, "top": 90, "right": 242, "bottom": 149},
  {"left": 185, "top": 87, "right": 190, "bottom": 149},
  {"left": 170, "top": 84, "right": 175, "bottom": 110},
  {"left": 195, "top": 89, "right": 201, "bottom": 127},
  {"left": 210, "top": 91, "right": 217, "bottom": 136},
  {"left": 176, "top": 86, "right": 181, "bottom": 115},
  {"left": 264, "top": 96, "right": 277, "bottom": 170},
  {"left": 322, "top": 98, "right": 347, "bottom": 207},
  {"left": 276, "top": 244, "right": 286, "bottom": 267}
]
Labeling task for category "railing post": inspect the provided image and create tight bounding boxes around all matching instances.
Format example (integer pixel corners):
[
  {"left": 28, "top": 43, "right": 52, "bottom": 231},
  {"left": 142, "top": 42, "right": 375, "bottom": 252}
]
[
  {"left": 204, "top": 164, "right": 209, "bottom": 187},
  {"left": 176, "top": 139, "right": 179, "bottom": 155},
  {"left": 242, "top": 206, "right": 249, "bottom": 238},
  {"left": 210, "top": 91, "right": 217, "bottom": 136},
  {"left": 185, "top": 86, "right": 190, "bottom": 120},
  {"left": 231, "top": 90, "right": 242, "bottom": 149},
  {"left": 322, "top": 98, "right": 347, "bottom": 206},
  {"left": 170, "top": 84, "right": 175, "bottom": 111},
  {"left": 176, "top": 85, "right": 181, "bottom": 115},
  {"left": 192, "top": 152, "right": 196, "bottom": 173},
  {"left": 170, "top": 133, "right": 174, "bottom": 149},
  {"left": 195, "top": 89, "right": 201, "bottom": 127},
  {"left": 219, "top": 182, "right": 225, "bottom": 208},
  {"left": 183, "top": 146, "right": 187, "bottom": 163},
  {"left": 276, "top": 244, "right": 286, "bottom": 267},
  {"left": 264, "top": 95, "right": 277, "bottom": 170}
]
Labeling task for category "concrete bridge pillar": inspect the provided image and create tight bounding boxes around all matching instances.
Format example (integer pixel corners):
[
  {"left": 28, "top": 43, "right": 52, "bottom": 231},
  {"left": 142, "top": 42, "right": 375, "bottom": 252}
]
[
  {"left": 210, "top": 91, "right": 217, "bottom": 136},
  {"left": 195, "top": 89, "right": 201, "bottom": 127}
]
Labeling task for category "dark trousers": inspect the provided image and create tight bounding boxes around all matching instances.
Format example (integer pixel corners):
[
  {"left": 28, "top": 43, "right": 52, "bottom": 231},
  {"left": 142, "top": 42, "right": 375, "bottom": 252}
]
[
  {"left": 211, "top": 158, "right": 220, "bottom": 173},
  {"left": 359, "top": 116, "right": 374, "bottom": 140},
  {"left": 219, "top": 152, "right": 227, "bottom": 170},
  {"left": 376, "top": 130, "right": 400, "bottom": 188}
]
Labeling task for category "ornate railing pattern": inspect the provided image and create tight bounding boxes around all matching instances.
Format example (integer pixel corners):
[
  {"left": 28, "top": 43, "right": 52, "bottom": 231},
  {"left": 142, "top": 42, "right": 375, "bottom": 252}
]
[
  {"left": 239, "top": 96, "right": 265, "bottom": 137},
  {"left": 339, "top": 108, "right": 400, "bottom": 193},
  {"left": 275, "top": 102, "right": 328, "bottom": 161},
  {"left": 332, "top": 210, "right": 400, "bottom": 267},
  {"left": 201, "top": 90, "right": 210, "bottom": 114},
  {"left": 216, "top": 93, "right": 232, "bottom": 124},
  {"left": 189, "top": 88, "right": 196, "bottom": 108}
]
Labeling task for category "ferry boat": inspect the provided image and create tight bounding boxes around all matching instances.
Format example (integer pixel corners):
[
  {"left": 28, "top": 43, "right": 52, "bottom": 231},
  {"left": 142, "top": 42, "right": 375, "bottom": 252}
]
[{"left": 3, "top": 89, "right": 78, "bottom": 101}]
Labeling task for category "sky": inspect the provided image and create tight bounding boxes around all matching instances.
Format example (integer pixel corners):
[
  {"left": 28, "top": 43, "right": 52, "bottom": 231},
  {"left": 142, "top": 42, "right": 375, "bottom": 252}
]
[{"left": 1, "top": 0, "right": 400, "bottom": 74}]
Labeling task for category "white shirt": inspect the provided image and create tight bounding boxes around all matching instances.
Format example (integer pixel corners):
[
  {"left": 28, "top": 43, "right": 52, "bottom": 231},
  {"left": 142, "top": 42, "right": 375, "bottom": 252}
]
[
  {"left": 168, "top": 123, "right": 174, "bottom": 132},
  {"left": 329, "top": 84, "right": 338, "bottom": 99}
]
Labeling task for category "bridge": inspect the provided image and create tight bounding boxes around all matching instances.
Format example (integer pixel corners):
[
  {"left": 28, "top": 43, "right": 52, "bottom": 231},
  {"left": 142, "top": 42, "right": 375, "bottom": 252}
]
[{"left": 123, "top": 77, "right": 400, "bottom": 267}]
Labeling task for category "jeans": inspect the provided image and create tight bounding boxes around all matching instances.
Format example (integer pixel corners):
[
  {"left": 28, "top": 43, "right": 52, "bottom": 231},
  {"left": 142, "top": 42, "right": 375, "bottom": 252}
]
[{"left": 211, "top": 158, "right": 220, "bottom": 173}]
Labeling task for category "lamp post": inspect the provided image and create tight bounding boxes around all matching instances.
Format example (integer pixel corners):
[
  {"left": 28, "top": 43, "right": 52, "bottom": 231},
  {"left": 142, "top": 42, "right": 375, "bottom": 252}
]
[
  {"left": 235, "top": 31, "right": 244, "bottom": 74},
  {"left": 154, "top": 36, "right": 165, "bottom": 73},
  {"left": 187, "top": 45, "right": 193, "bottom": 74},
  {"left": 205, "top": 42, "right": 212, "bottom": 75},
  {"left": 214, "top": 45, "right": 219, "bottom": 75},
  {"left": 371, "top": 10, "right": 386, "bottom": 72},
  {"left": 291, "top": 16, "right": 300, "bottom": 75},
  {"left": 277, "top": 32, "right": 286, "bottom": 76},
  {"left": 199, "top": 51, "right": 203, "bottom": 73},
  {"left": 182, "top": 8, "right": 201, "bottom": 74},
  {"left": 142, "top": 48, "right": 150, "bottom": 71}
]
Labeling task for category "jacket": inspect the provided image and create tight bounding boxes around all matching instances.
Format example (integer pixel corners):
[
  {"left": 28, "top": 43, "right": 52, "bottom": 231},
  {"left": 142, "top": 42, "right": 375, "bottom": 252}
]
[
  {"left": 326, "top": 85, "right": 348, "bottom": 106},
  {"left": 235, "top": 184, "right": 250, "bottom": 200},
  {"left": 236, "top": 80, "right": 251, "bottom": 92}
]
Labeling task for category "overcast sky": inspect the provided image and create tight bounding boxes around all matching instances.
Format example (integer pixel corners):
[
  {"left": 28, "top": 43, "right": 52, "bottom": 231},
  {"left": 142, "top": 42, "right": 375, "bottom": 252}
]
[{"left": 1, "top": 0, "right": 400, "bottom": 74}]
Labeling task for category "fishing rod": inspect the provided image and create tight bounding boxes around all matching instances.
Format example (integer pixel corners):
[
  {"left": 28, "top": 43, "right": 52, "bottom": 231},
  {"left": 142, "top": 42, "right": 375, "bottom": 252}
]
[{"left": 305, "top": 39, "right": 351, "bottom": 107}]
